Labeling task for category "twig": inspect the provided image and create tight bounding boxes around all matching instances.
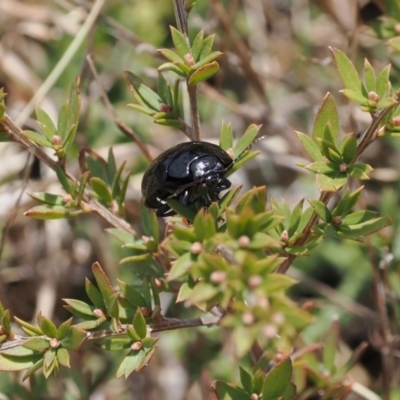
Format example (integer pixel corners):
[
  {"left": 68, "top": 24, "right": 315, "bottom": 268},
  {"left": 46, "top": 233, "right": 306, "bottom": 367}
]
[
  {"left": 0, "top": 316, "right": 220, "bottom": 352},
  {"left": 366, "top": 239, "right": 393, "bottom": 400},
  {"left": 15, "top": 0, "right": 106, "bottom": 127},
  {"left": 173, "top": 0, "right": 189, "bottom": 37},
  {"left": 187, "top": 84, "right": 201, "bottom": 141},
  {"left": 86, "top": 54, "right": 153, "bottom": 162},
  {"left": 0, "top": 115, "right": 136, "bottom": 236}
]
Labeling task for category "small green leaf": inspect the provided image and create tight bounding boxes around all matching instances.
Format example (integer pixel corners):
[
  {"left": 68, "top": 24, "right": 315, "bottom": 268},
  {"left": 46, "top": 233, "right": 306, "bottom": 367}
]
[
  {"left": 167, "top": 252, "right": 194, "bottom": 281},
  {"left": 239, "top": 366, "right": 253, "bottom": 394},
  {"left": 56, "top": 318, "right": 73, "bottom": 340},
  {"left": 92, "top": 262, "right": 115, "bottom": 307},
  {"left": 376, "top": 64, "right": 391, "bottom": 99},
  {"left": 288, "top": 199, "right": 304, "bottom": 236},
  {"left": 262, "top": 357, "right": 293, "bottom": 400},
  {"left": 316, "top": 171, "right": 347, "bottom": 192},
  {"left": 347, "top": 163, "right": 373, "bottom": 179},
  {"left": 194, "top": 211, "right": 216, "bottom": 241},
  {"left": 340, "top": 89, "right": 369, "bottom": 106},
  {"left": 339, "top": 216, "right": 392, "bottom": 238},
  {"left": 90, "top": 177, "right": 113, "bottom": 203},
  {"left": 342, "top": 210, "right": 380, "bottom": 225},
  {"left": 340, "top": 133, "right": 357, "bottom": 164},
  {"left": 133, "top": 309, "right": 147, "bottom": 339},
  {"left": 377, "top": 97, "right": 397, "bottom": 109},
  {"left": 141, "top": 202, "right": 160, "bottom": 244},
  {"left": 192, "top": 51, "right": 222, "bottom": 70},
  {"left": 331, "top": 48, "right": 364, "bottom": 94},
  {"left": 127, "top": 103, "right": 156, "bottom": 116},
  {"left": 63, "top": 299, "right": 96, "bottom": 317},
  {"left": 55, "top": 165, "right": 74, "bottom": 195},
  {"left": 0, "top": 353, "right": 42, "bottom": 372},
  {"left": 85, "top": 278, "right": 106, "bottom": 309},
  {"left": 312, "top": 93, "right": 340, "bottom": 143},
  {"left": 234, "top": 124, "right": 261, "bottom": 158},
  {"left": 158, "top": 62, "right": 187, "bottom": 77},
  {"left": 188, "top": 61, "right": 219, "bottom": 86},
  {"left": 220, "top": 121, "right": 233, "bottom": 151},
  {"left": 309, "top": 200, "right": 332, "bottom": 223},
  {"left": 37, "top": 312, "right": 57, "bottom": 338},
  {"left": 363, "top": 59, "right": 376, "bottom": 93},
  {"left": 213, "top": 380, "right": 250, "bottom": 400},
  {"left": 296, "top": 131, "right": 323, "bottom": 161},
  {"left": 14, "top": 317, "right": 43, "bottom": 336},
  {"left": 157, "top": 49, "right": 184, "bottom": 64},
  {"left": 59, "top": 326, "right": 86, "bottom": 350},
  {"left": 236, "top": 186, "right": 266, "bottom": 215},
  {"left": 199, "top": 34, "right": 215, "bottom": 59},
  {"left": 157, "top": 73, "right": 173, "bottom": 106},
  {"left": 28, "top": 192, "right": 66, "bottom": 206},
  {"left": 304, "top": 161, "right": 338, "bottom": 174},
  {"left": 170, "top": 26, "right": 191, "bottom": 58},
  {"left": 332, "top": 187, "right": 363, "bottom": 217},
  {"left": 125, "top": 71, "right": 162, "bottom": 111},
  {"left": 98, "top": 338, "right": 132, "bottom": 351},
  {"left": 118, "top": 280, "right": 148, "bottom": 308},
  {"left": 24, "top": 130, "right": 52, "bottom": 148},
  {"left": 22, "top": 338, "right": 50, "bottom": 352},
  {"left": 24, "top": 205, "right": 82, "bottom": 220},
  {"left": 323, "top": 319, "right": 339, "bottom": 374},
  {"left": 191, "top": 30, "right": 204, "bottom": 61},
  {"left": 57, "top": 347, "right": 70, "bottom": 368}
]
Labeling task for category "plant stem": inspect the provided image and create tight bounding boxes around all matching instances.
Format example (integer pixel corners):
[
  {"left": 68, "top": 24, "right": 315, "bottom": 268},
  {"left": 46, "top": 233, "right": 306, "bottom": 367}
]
[{"left": 0, "top": 115, "right": 136, "bottom": 236}]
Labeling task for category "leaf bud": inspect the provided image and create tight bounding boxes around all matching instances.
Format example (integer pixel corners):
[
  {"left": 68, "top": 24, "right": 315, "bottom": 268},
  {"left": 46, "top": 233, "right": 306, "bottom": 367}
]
[
  {"left": 368, "top": 91, "right": 379, "bottom": 105},
  {"left": 242, "top": 311, "right": 254, "bottom": 325},
  {"left": 238, "top": 235, "right": 250, "bottom": 249},
  {"left": 191, "top": 242, "right": 203, "bottom": 254},
  {"left": 248, "top": 275, "right": 262, "bottom": 288},
  {"left": 184, "top": 54, "right": 195, "bottom": 67},
  {"left": 332, "top": 215, "right": 342, "bottom": 226},
  {"left": 160, "top": 103, "right": 173, "bottom": 113},
  {"left": 131, "top": 341, "right": 142, "bottom": 351},
  {"left": 51, "top": 135, "right": 62, "bottom": 146},
  {"left": 93, "top": 308, "right": 106, "bottom": 319},
  {"left": 262, "top": 324, "right": 278, "bottom": 339},
  {"left": 339, "top": 163, "right": 348, "bottom": 173},
  {"left": 280, "top": 230, "right": 289, "bottom": 244},
  {"left": 50, "top": 338, "right": 60, "bottom": 348},
  {"left": 210, "top": 270, "right": 227, "bottom": 284}
]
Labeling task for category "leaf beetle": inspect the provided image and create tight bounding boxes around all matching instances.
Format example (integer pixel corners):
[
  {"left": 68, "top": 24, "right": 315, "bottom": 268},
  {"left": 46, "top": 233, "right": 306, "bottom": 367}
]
[{"left": 141, "top": 141, "right": 234, "bottom": 217}]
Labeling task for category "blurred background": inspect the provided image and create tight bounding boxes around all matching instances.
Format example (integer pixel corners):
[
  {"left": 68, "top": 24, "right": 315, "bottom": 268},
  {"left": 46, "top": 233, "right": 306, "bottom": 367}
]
[{"left": 1, "top": 0, "right": 400, "bottom": 398}]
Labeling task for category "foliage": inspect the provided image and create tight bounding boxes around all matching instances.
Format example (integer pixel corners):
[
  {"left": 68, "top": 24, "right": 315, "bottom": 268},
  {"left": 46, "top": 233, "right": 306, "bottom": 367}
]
[{"left": 1, "top": 1, "right": 400, "bottom": 399}]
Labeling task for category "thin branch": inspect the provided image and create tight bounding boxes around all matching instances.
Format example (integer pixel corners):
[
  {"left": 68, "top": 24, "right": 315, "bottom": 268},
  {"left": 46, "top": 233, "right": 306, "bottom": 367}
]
[
  {"left": 86, "top": 54, "right": 153, "bottom": 162},
  {"left": 0, "top": 316, "right": 220, "bottom": 352},
  {"left": 187, "top": 84, "right": 201, "bottom": 141},
  {"left": 0, "top": 115, "right": 136, "bottom": 235},
  {"left": 173, "top": 0, "right": 189, "bottom": 37}
]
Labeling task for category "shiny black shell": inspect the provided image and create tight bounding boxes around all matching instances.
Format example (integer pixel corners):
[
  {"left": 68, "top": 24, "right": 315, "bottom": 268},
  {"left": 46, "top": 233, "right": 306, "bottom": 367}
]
[{"left": 141, "top": 141, "right": 233, "bottom": 216}]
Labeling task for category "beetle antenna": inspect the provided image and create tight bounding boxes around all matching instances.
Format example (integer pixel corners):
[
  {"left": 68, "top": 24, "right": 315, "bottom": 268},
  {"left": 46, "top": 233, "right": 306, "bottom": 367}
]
[{"left": 235, "top": 135, "right": 267, "bottom": 160}]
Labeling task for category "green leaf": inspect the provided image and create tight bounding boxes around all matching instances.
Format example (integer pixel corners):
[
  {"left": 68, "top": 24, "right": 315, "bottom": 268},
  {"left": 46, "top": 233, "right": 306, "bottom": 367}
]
[
  {"left": 158, "top": 62, "right": 187, "bottom": 77},
  {"left": 239, "top": 367, "right": 253, "bottom": 394},
  {"left": 22, "top": 358, "right": 44, "bottom": 381},
  {"left": 90, "top": 177, "right": 113, "bottom": 203},
  {"left": 262, "top": 357, "right": 293, "bottom": 400},
  {"left": 220, "top": 121, "right": 234, "bottom": 151},
  {"left": 191, "top": 30, "right": 204, "bottom": 61},
  {"left": 28, "top": 192, "right": 66, "bottom": 206},
  {"left": 92, "top": 262, "right": 115, "bottom": 308},
  {"left": 194, "top": 211, "right": 216, "bottom": 241},
  {"left": 188, "top": 61, "right": 219, "bottom": 85},
  {"left": 60, "top": 326, "right": 86, "bottom": 350},
  {"left": 133, "top": 309, "right": 147, "bottom": 339},
  {"left": 376, "top": 64, "right": 391, "bottom": 99},
  {"left": 296, "top": 131, "right": 323, "bottom": 161},
  {"left": 331, "top": 48, "right": 364, "bottom": 94},
  {"left": 342, "top": 210, "right": 380, "bottom": 225},
  {"left": 264, "top": 274, "right": 297, "bottom": 293},
  {"left": 192, "top": 51, "right": 222, "bottom": 70},
  {"left": 157, "top": 73, "right": 173, "bottom": 106},
  {"left": 157, "top": 49, "right": 184, "bottom": 64},
  {"left": 316, "top": 171, "right": 347, "bottom": 192},
  {"left": 340, "top": 89, "right": 369, "bottom": 106},
  {"left": 288, "top": 199, "right": 304, "bottom": 236},
  {"left": 332, "top": 187, "right": 363, "bottom": 217},
  {"left": 127, "top": 103, "right": 156, "bottom": 116},
  {"left": 57, "top": 347, "right": 70, "bottom": 368},
  {"left": 24, "top": 130, "right": 52, "bottom": 148},
  {"left": 56, "top": 318, "right": 73, "bottom": 340},
  {"left": 347, "top": 163, "right": 373, "bottom": 180},
  {"left": 338, "top": 216, "right": 392, "bottom": 238},
  {"left": 167, "top": 252, "right": 194, "bottom": 281},
  {"left": 85, "top": 278, "right": 106, "bottom": 309},
  {"left": 236, "top": 186, "right": 266, "bottom": 215},
  {"left": 309, "top": 200, "right": 332, "bottom": 222},
  {"left": 141, "top": 202, "right": 160, "bottom": 244},
  {"left": 125, "top": 71, "right": 162, "bottom": 111},
  {"left": 63, "top": 299, "right": 95, "bottom": 317},
  {"left": 22, "top": 338, "right": 50, "bottom": 352},
  {"left": 234, "top": 124, "right": 261, "bottom": 158},
  {"left": 199, "top": 34, "right": 215, "bottom": 59},
  {"left": 170, "top": 26, "right": 190, "bottom": 58},
  {"left": 213, "top": 380, "right": 250, "bottom": 400},
  {"left": 55, "top": 165, "right": 73, "bottom": 195},
  {"left": 0, "top": 353, "right": 42, "bottom": 372},
  {"left": 37, "top": 312, "right": 57, "bottom": 338},
  {"left": 63, "top": 77, "right": 80, "bottom": 143},
  {"left": 14, "top": 317, "right": 43, "bottom": 336},
  {"left": 340, "top": 133, "right": 357, "bottom": 164},
  {"left": 24, "top": 205, "right": 82, "bottom": 220},
  {"left": 98, "top": 338, "right": 132, "bottom": 351},
  {"left": 118, "top": 280, "right": 148, "bottom": 308},
  {"left": 323, "top": 320, "right": 339, "bottom": 374},
  {"left": 304, "top": 161, "right": 338, "bottom": 174},
  {"left": 312, "top": 93, "right": 340, "bottom": 143},
  {"left": 363, "top": 59, "right": 376, "bottom": 93},
  {"left": 377, "top": 97, "right": 398, "bottom": 109}
]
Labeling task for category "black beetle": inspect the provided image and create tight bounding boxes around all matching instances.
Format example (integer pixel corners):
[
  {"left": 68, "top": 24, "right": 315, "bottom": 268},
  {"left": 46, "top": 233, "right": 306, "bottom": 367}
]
[{"left": 141, "top": 141, "right": 234, "bottom": 217}]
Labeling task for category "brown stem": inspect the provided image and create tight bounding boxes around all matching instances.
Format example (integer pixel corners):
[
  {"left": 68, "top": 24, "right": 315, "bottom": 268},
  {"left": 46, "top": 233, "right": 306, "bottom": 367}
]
[
  {"left": 187, "top": 84, "right": 200, "bottom": 141},
  {"left": 0, "top": 115, "right": 136, "bottom": 236}
]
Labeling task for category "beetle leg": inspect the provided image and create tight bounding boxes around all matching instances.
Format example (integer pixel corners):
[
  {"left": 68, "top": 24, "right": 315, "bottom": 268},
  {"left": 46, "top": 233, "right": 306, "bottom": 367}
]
[
  {"left": 218, "top": 177, "right": 231, "bottom": 190},
  {"left": 156, "top": 203, "right": 176, "bottom": 217}
]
